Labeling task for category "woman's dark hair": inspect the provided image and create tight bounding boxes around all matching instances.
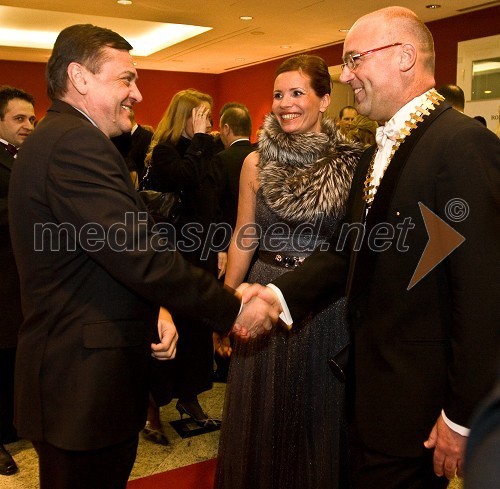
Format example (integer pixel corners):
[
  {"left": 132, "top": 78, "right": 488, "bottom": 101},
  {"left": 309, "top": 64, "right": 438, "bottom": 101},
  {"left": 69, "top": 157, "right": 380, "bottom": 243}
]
[{"left": 275, "top": 55, "right": 331, "bottom": 97}]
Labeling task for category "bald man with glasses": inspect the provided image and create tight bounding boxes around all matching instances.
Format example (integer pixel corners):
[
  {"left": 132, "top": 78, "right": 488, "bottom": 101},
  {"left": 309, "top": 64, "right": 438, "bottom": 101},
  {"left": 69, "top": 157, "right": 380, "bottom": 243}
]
[{"left": 241, "top": 6, "right": 499, "bottom": 489}]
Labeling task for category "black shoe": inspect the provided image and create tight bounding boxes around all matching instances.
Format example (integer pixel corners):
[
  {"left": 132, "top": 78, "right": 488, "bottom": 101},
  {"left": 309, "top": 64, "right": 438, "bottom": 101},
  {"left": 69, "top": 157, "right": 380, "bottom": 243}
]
[
  {"left": 0, "top": 444, "right": 18, "bottom": 476},
  {"left": 176, "top": 399, "right": 221, "bottom": 427}
]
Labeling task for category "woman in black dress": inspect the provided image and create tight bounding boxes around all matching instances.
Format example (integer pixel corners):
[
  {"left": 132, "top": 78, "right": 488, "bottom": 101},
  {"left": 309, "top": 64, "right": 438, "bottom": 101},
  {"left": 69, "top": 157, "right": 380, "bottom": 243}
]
[
  {"left": 142, "top": 89, "right": 225, "bottom": 443},
  {"left": 214, "top": 56, "right": 362, "bottom": 488}
]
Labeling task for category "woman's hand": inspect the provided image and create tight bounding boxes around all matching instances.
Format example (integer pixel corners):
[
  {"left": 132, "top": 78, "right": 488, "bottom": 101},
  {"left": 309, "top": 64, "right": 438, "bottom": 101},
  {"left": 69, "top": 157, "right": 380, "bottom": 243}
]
[
  {"left": 191, "top": 105, "right": 211, "bottom": 134},
  {"left": 217, "top": 252, "right": 227, "bottom": 279},
  {"left": 213, "top": 331, "right": 232, "bottom": 357}
]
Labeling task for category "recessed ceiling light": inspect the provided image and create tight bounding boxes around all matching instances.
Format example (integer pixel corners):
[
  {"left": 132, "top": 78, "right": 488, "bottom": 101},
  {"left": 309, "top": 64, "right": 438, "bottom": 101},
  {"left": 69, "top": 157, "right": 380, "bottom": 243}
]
[
  {"left": 339, "top": 29, "right": 349, "bottom": 33},
  {"left": 235, "top": 57, "right": 245, "bottom": 61},
  {"left": 117, "top": 0, "right": 132, "bottom": 5},
  {"left": 280, "top": 45, "right": 291, "bottom": 49},
  {"left": 0, "top": 6, "right": 212, "bottom": 57},
  {"left": 426, "top": 4, "right": 441, "bottom": 8},
  {"left": 240, "top": 16, "right": 253, "bottom": 21}
]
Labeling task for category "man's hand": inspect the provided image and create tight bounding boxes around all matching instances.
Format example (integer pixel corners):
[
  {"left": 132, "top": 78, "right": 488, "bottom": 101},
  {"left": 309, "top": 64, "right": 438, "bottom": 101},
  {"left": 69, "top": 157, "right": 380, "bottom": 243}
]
[
  {"left": 151, "top": 307, "right": 178, "bottom": 360},
  {"left": 424, "top": 414, "right": 467, "bottom": 479},
  {"left": 232, "top": 283, "right": 282, "bottom": 339}
]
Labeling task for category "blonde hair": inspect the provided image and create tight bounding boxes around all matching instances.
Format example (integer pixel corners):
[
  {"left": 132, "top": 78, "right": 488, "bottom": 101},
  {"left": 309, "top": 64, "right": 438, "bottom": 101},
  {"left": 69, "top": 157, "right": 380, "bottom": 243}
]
[{"left": 145, "top": 88, "right": 212, "bottom": 165}]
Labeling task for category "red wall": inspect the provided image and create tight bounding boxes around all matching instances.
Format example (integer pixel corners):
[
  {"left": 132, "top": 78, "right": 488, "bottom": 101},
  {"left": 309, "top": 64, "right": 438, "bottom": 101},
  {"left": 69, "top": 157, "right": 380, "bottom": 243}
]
[
  {"left": 0, "top": 60, "right": 49, "bottom": 121},
  {"left": 1, "top": 5, "right": 499, "bottom": 136}
]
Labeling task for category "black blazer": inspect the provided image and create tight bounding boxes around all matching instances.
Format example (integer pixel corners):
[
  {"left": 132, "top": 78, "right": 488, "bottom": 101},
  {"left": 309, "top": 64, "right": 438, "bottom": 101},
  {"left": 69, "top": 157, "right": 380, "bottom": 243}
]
[
  {"left": 212, "top": 139, "right": 255, "bottom": 231},
  {"left": 8, "top": 100, "right": 240, "bottom": 451},
  {"left": 127, "top": 125, "right": 153, "bottom": 179},
  {"left": 0, "top": 148, "right": 23, "bottom": 348},
  {"left": 273, "top": 103, "right": 500, "bottom": 457},
  {"left": 111, "top": 125, "right": 153, "bottom": 180}
]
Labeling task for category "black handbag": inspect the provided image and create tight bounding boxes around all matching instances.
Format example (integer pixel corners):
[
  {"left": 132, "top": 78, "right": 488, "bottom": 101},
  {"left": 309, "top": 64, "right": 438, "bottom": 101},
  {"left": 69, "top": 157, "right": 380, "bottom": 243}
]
[{"left": 139, "top": 166, "right": 182, "bottom": 224}]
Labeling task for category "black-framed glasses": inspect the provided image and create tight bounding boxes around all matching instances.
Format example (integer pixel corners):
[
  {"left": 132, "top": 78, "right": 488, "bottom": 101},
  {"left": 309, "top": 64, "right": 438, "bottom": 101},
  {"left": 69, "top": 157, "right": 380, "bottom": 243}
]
[{"left": 341, "top": 43, "right": 402, "bottom": 71}]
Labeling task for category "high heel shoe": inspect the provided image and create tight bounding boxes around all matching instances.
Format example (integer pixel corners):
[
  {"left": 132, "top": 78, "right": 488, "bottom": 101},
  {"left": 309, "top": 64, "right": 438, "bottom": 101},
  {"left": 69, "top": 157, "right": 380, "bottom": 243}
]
[
  {"left": 141, "top": 421, "right": 170, "bottom": 446},
  {"left": 176, "top": 399, "right": 221, "bottom": 427}
]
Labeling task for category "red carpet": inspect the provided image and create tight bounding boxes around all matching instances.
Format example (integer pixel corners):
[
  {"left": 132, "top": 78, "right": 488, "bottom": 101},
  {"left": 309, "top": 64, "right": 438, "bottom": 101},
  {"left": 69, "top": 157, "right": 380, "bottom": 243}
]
[{"left": 127, "top": 458, "right": 216, "bottom": 489}]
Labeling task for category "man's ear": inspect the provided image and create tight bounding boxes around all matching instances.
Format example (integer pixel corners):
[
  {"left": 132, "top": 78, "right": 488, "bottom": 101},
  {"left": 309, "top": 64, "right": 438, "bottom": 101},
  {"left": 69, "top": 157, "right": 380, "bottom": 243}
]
[
  {"left": 67, "top": 62, "right": 89, "bottom": 95},
  {"left": 400, "top": 43, "right": 417, "bottom": 72},
  {"left": 222, "top": 123, "right": 232, "bottom": 136}
]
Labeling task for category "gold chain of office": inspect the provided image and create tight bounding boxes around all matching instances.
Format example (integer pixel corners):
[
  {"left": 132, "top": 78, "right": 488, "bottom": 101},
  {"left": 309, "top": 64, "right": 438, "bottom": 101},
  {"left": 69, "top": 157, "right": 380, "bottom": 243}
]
[{"left": 362, "top": 89, "right": 445, "bottom": 208}]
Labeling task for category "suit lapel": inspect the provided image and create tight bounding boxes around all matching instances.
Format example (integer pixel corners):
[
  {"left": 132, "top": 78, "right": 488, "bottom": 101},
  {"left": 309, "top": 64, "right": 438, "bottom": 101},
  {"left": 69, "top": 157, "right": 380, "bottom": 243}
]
[
  {"left": 344, "top": 147, "right": 372, "bottom": 298},
  {"left": 348, "top": 102, "right": 451, "bottom": 300}
]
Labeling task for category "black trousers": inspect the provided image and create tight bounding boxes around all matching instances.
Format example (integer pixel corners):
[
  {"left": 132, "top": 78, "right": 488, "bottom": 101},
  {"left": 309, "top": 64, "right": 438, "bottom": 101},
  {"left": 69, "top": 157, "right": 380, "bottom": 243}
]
[
  {"left": 0, "top": 348, "right": 16, "bottom": 443},
  {"left": 32, "top": 435, "right": 138, "bottom": 489},
  {"left": 353, "top": 445, "right": 449, "bottom": 489}
]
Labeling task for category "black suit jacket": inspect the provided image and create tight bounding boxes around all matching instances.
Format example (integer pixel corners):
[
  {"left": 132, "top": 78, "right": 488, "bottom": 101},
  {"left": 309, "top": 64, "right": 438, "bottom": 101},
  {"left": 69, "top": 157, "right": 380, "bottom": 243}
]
[
  {"left": 127, "top": 125, "right": 153, "bottom": 179},
  {"left": 8, "top": 100, "right": 240, "bottom": 451},
  {"left": 273, "top": 103, "right": 500, "bottom": 457},
  {"left": 0, "top": 148, "right": 23, "bottom": 348},
  {"left": 212, "top": 139, "right": 255, "bottom": 231},
  {"left": 111, "top": 125, "right": 153, "bottom": 180}
]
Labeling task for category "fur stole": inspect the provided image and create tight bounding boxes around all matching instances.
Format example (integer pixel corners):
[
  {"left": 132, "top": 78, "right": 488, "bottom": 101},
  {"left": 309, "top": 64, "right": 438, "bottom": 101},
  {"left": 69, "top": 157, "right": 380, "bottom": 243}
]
[{"left": 258, "top": 113, "right": 363, "bottom": 222}]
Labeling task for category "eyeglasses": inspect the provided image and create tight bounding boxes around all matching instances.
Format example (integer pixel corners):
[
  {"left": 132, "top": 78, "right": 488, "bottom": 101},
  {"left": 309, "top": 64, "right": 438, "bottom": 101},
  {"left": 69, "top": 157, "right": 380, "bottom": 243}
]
[{"left": 341, "top": 43, "right": 402, "bottom": 71}]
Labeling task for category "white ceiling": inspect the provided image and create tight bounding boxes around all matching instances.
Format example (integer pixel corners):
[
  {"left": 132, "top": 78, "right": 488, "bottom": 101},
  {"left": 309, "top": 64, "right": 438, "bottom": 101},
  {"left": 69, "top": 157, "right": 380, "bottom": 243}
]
[{"left": 0, "top": 0, "right": 498, "bottom": 74}]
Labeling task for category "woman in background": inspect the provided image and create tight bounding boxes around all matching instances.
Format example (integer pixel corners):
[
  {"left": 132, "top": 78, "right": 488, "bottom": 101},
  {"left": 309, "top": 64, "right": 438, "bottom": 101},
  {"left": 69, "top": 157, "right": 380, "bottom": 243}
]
[
  {"left": 214, "top": 55, "right": 362, "bottom": 489},
  {"left": 345, "top": 114, "right": 378, "bottom": 147},
  {"left": 142, "top": 89, "right": 224, "bottom": 444}
]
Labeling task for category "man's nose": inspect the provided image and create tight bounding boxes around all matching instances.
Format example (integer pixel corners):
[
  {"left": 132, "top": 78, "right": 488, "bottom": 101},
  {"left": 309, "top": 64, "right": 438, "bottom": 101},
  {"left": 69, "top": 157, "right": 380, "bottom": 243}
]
[{"left": 339, "top": 65, "right": 354, "bottom": 84}]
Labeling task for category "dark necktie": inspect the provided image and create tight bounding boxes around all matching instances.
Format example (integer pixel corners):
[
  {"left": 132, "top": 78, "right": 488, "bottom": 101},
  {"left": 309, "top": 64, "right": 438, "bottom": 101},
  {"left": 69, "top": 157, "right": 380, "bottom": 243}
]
[{"left": 0, "top": 141, "right": 18, "bottom": 156}]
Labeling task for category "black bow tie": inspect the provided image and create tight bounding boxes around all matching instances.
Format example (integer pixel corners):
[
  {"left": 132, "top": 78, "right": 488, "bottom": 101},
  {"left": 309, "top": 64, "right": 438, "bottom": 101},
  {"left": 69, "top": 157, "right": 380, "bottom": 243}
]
[{"left": 0, "top": 141, "right": 18, "bottom": 156}]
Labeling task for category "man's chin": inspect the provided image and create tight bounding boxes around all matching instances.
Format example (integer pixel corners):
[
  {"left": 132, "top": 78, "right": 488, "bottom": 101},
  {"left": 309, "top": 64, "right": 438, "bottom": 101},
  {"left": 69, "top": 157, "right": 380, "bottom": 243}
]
[{"left": 112, "top": 123, "right": 132, "bottom": 137}]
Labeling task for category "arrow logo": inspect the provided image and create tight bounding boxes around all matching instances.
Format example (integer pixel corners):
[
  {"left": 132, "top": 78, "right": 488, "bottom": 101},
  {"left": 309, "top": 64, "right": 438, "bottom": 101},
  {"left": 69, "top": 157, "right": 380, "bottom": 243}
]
[{"left": 408, "top": 202, "right": 465, "bottom": 290}]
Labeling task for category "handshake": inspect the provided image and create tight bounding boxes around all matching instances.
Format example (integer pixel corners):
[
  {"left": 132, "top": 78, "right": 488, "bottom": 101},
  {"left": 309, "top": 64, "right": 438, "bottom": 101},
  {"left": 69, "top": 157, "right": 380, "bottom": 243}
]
[
  {"left": 231, "top": 283, "right": 285, "bottom": 339},
  {"left": 152, "top": 283, "right": 285, "bottom": 361}
]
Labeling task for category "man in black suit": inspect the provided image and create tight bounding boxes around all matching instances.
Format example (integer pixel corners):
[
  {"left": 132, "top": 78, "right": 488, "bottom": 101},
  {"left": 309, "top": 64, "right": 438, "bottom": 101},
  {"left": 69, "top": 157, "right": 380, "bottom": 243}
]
[
  {"left": 214, "top": 104, "right": 254, "bottom": 233},
  {"left": 337, "top": 105, "right": 358, "bottom": 135},
  {"left": 112, "top": 108, "right": 153, "bottom": 187},
  {"left": 242, "top": 6, "right": 499, "bottom": 489},
  {"left": 8, "top": 24, "right": 278, "bottom": 489},
  {"left": 0, "top": 85, "right": 35, "bottom": 476},
  {"left": 126, "top": 109, "right": 153, "bottom": 182},
  {"left": 436, "top": 84, "right": 465, "bottom": 112},
  {"left": 211, "top": 104, "right": 254, "bottom": 377}
]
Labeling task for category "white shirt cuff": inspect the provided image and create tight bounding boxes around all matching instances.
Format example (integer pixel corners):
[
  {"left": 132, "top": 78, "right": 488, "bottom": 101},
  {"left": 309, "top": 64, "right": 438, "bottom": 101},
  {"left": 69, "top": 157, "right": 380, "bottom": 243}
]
[
  {"left": 266, "top": 284, "right": 293, "bottom": 328},
  {"left": 441, "top": 409, "right": 470, "bottom": 437}
]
